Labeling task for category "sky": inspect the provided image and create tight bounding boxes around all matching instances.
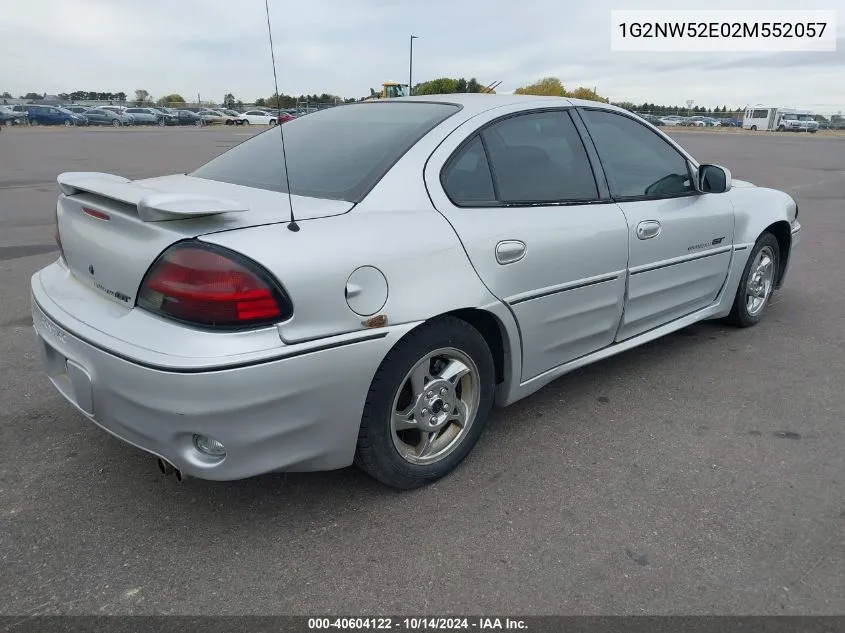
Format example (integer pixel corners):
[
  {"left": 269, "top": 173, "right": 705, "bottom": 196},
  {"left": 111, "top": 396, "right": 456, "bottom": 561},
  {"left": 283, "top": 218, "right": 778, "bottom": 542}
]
[{"left": 2, "top": 0, "right": 844, "bottom": 112}]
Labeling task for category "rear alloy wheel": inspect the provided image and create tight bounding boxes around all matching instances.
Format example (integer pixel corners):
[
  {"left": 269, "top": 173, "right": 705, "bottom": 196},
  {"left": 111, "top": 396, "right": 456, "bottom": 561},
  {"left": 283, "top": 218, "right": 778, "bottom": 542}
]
[
  {"left": 242, "top": 120, "right": 250, "bottom": 125},
  {"left": 726, "top": 232, "right": 780, "bottom": 328},
  {"left": 158, "top": 118, "right": 166, "bottom": 126},
  {"left": 269, "top": 119, "right": 277, "bottom": 126},
  {"left": 195, "top": 119, "right": 202, "bottom": 127},
  {"left": 112, "top": 119, "right": 120, "bottom": 127},
  {"left": 63, "top": 119, "right": 72, "bottom": 127},
  {"left": 355, "top": 316, "right": 495, "bottom": 489}
]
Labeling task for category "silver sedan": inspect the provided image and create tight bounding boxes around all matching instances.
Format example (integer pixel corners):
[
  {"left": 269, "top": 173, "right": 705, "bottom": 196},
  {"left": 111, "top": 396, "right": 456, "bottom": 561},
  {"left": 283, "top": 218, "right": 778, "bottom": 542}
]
[{"left": 31, "top": 95, "right": 800, "bottom": 489}]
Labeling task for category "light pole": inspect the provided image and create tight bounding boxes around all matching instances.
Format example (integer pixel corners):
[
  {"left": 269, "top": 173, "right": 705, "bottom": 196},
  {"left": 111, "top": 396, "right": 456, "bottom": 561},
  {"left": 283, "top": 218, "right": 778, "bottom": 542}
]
[{"left": 409, "top": 35, "right": 418, "bottom": 97}]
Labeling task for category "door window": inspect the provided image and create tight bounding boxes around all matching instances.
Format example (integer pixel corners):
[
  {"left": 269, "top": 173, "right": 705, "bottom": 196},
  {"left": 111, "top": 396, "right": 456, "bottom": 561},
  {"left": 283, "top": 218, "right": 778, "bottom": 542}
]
[{"left": 580, "top": 109, "right": 694, "bottom": 199}]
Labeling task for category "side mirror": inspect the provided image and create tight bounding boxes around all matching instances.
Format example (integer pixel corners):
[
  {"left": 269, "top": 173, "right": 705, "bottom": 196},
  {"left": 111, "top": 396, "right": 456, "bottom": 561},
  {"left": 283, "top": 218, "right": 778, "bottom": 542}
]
[{"left": 699, "top": 164, "right": 731, "bottom": 193}]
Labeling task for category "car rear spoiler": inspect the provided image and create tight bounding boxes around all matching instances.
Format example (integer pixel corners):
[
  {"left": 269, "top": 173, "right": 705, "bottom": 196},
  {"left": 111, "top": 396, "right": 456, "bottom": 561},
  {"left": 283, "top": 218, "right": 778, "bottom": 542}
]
[{"left": 56, "top": 172, "right": 248, "bottom": 222}]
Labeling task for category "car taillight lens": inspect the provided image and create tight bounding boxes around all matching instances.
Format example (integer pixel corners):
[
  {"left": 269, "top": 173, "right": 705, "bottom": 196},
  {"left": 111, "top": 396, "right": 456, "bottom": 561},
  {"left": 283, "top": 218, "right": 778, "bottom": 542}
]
[{"left": 137, "top": 242, "right": 292, "bottom": 329}]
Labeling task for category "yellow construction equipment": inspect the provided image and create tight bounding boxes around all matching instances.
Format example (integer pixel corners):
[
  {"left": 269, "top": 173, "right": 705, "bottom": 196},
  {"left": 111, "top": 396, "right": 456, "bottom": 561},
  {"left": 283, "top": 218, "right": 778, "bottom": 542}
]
[
  {"left": 361, "top": 79, "right": 501, "bottom": 101},
  {"left": 363, "top": 82, "right": 408, "bottom": 101}
]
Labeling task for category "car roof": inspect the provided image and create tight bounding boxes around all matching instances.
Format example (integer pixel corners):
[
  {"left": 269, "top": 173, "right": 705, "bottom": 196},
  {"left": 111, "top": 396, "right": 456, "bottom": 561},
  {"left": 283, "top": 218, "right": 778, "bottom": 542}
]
[{"left": 398, "top": 93, "right": 626, "bottom": 117}]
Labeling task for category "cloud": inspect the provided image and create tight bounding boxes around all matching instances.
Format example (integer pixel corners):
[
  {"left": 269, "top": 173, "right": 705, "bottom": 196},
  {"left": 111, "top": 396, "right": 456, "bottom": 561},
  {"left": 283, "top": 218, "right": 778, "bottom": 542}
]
[
  {"left": 702, "top": 38, "right": 845, "bottom": 69},
  {"left": 1, "top": 0, "right": 843, "bottom": 111}
]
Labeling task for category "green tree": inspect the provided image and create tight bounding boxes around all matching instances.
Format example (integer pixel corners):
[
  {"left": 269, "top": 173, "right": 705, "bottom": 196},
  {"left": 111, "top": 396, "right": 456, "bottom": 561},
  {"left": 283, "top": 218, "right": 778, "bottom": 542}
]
[
  {"left": 514, "top": 77, "right": 566, "bottom": 97},
  {"left": 23, "top": 92, "right": 43, "bottom": 100},
  {"left": 566, "top": 86, "right": 609, "bottom": 102},
  {"left": 223, "top": 93, "right": 236, "bottom": 109},
  {"left": 413, "top": 77, "right": 488, "bottom": 96},
  {"left": 1, "top": 91, "right": 11, "bottom": 98},
  {"left": 156, "top": 94, "right": 185, "bottom": 107},
  {"left": 254, "top": 97, "right": 266, "bottom": 107},
  {"left": 134, "top": 89, "right": 150, "bottom": 105}
]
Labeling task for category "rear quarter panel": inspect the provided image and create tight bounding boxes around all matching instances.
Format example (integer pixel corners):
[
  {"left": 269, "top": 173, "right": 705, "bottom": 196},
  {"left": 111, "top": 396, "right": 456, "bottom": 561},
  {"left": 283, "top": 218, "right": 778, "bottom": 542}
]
[{"left": 200, "top": 208, "right": 500, "bottom": 344}]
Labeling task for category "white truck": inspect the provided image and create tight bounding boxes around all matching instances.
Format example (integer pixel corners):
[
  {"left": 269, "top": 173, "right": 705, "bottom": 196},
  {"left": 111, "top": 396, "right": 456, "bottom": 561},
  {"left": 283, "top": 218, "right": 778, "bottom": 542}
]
[{"left": 743, "top": 106, "right": 819, "bottom": 133}]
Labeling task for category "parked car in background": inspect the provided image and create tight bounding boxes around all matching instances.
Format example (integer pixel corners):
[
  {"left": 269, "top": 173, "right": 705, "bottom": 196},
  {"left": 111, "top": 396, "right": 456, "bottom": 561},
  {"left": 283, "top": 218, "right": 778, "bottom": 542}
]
[
  {"left": 638, "top": 114, "right": 664, "bottom": 126},
  {"left": 149, "top": 107, "right": 179, "bottom": 125},
  {"left": 64, "top": 105, "right": 90, "bottom": 116},
  {"left": 100, "top": 106, "right": 136, "bottom": 124},
  {"left": 82, "top": 108, "right": 132, "bottom": 127},
  {"left": 237, "top": 109, "right": 281, "bottom": 125},
  {"left": 24, "top": 105, "right": 86, "bottom": 126},
  {"left": 197, "top": 109, "right": 226, "bottom": 125},
  {"left": 32, "top": 95, "right": 800, "bottom": 490},
  {"left": 174, "top": 110, "right": 204, "bottom": 126},
  {"left": 0, "top": 104, "right": 27, "bottom": 126},
  {"left": 124, "top": 107, "right": 165, "bottom": 125},
  {"left": 211, "top": 109, "right": 241, "bottom": 125},
  {"left": 659, "top": 115, "right": 685, "bottom": 126}
]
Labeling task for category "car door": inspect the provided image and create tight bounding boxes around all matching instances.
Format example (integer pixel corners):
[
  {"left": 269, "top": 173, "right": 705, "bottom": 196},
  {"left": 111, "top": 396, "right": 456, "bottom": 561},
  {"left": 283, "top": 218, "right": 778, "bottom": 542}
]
[
  {"left": 577, "top": 108, "right": 735, "bottom": 341},
  {"left": 426, "top": 107, "right": 630, "bottom": 382}
]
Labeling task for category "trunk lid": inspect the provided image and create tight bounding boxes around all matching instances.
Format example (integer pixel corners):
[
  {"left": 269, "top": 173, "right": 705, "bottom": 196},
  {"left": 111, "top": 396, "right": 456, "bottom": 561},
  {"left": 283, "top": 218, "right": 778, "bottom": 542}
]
[{"left": 55, "top": 172, "right": 353, "bottom": 306}]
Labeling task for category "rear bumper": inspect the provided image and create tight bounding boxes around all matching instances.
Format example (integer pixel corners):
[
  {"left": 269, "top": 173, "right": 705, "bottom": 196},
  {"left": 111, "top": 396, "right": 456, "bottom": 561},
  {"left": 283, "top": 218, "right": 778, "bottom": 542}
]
[{"left": 31, "top": 267, "right": 417, "bottom": 480}]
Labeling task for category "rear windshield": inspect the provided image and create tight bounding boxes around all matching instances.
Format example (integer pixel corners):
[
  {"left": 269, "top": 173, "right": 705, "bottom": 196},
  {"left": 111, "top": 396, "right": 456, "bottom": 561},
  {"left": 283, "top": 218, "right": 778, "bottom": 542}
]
[{"left": 190, "top": 101, "right": 460, "bottom": 202}]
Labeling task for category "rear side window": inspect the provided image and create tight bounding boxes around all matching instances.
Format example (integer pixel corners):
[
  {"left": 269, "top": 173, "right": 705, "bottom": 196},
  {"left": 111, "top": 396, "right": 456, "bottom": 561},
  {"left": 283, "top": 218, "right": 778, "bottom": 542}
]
[
  {"left": 192, "top": 102, "right": 459, "bottom": 202},
  {"left": 441, "top": 136, "right": 496, "bottom": 204}
]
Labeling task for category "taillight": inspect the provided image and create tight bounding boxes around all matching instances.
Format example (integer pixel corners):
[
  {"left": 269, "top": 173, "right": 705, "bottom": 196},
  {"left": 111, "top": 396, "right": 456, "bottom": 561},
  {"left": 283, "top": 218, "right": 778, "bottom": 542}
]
[{"left": 136, "top": 242, "right": 292, "bottom": 329}]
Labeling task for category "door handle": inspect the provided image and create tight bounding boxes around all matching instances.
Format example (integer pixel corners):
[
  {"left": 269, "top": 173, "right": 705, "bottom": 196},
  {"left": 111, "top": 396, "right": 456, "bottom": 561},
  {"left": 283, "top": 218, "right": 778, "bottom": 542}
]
[
  {"left": 636, "top": 220, "right": 661, "bottom": 240},
  {"left": 495, "top": 240, "right": 526, "bottom": 265}
]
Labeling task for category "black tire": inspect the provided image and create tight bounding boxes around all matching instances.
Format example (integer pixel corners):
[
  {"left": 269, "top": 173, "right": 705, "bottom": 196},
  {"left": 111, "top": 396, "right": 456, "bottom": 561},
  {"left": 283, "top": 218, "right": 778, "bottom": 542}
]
[
  {"left": 777, "top": 125, "right": 785, "bottom": 132},
  {"left": 725, "top": 232, "right": 780, "bottom": 328},
  {"left": 269, "top": 119, "right": 277, "bottom": 126},
  {"left": 355, "top": 316, "right": 495, "bottom": 490},
  {"left": 750, "top": 125, "right": 757, "bottom": 131}
]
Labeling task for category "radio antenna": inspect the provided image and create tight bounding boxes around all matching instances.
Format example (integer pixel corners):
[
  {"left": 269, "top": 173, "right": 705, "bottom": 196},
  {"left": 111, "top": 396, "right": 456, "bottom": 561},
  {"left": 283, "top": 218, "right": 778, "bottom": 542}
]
[{"left": 264, "top": 0, "right": 299, "bottom": 232}]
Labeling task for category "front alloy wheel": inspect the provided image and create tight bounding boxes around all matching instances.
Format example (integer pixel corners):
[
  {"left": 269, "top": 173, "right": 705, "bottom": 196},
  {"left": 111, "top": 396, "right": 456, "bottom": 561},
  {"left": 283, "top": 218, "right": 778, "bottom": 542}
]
[
  {"left": 726, "top": 232, "right": 780, "bottom": 327},
  {"left": 355, "top": 316, "right": 495, "bottom": 489}
]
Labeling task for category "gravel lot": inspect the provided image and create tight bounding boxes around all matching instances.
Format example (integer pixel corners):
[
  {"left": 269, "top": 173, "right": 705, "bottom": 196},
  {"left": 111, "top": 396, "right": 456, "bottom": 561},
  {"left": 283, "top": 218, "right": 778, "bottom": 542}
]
[{"left": 2, "top": 126, "right": 844, "bottom": 616}]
